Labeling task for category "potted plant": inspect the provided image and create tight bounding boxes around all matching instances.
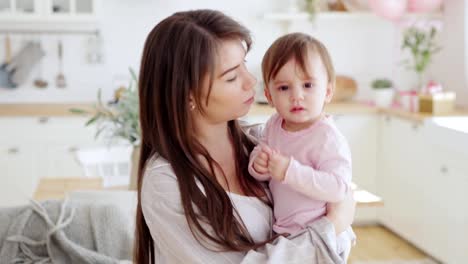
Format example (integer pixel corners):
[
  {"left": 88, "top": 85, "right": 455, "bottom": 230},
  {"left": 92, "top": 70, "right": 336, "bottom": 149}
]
[
  {"left": 371, "top": 78, "right": 394, "bottom": 108},
  {"left": 70, "top": 68, "right": 140, "bottom": 190},
  {"left": 401, "top": 22, "right": 442, "bottom": 90}
]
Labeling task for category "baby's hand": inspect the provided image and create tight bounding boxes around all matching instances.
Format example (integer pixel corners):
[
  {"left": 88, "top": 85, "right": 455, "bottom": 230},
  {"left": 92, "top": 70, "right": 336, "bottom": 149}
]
[
  {"left": 268, "top": 149, "right": 290, "bottom": 182},
  {"left": 253, "top": 146, "right": 270, "bottom": 175}
]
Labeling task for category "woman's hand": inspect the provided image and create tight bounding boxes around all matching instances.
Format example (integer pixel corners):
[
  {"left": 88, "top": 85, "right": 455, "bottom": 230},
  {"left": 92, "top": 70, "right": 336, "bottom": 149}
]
[{"left": 325, "top": 189, "right": 356, "bottom": 235}]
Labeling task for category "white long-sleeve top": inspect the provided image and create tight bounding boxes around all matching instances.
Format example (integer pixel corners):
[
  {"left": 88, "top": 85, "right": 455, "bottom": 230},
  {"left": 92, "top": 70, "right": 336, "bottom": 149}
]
[{"left": 141, "top": 156, "right": 273, "bottom": 264}]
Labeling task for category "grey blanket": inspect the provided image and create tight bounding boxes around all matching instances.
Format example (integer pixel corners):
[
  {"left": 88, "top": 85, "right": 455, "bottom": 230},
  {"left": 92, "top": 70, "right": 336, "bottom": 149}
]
[
  {"left": 241, "top": 218, "right": 345, "bottom": 264},
  {"left": 0, "top": 199, "right": 133, "bottom": 264}
]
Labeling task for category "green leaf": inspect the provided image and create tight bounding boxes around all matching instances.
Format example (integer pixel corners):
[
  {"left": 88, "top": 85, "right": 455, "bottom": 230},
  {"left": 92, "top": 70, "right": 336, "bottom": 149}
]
[
  {"left": 69, "top": 108, "right": 88, "bottom": 114},
  {"left": 85, "top": 114, "right": 100, "bottom": 126}
]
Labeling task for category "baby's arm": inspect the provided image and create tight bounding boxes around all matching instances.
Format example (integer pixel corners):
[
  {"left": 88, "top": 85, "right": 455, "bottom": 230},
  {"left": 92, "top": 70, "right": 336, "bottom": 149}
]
[
  {"left": 273, "top": 134, "right": 352, "bottom": 203},
  {"left": 284, "top": 157, "right": 351, "bottom": 202}
]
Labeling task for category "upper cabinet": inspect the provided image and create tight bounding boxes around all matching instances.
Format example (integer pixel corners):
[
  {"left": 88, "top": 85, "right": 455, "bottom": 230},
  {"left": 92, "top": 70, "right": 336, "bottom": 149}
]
[
  {"left": 0, "top": 0, "right": 38, "bottom": 16},
  {"left": 0, "top": 0, "right": 98, "bottom": 33}
]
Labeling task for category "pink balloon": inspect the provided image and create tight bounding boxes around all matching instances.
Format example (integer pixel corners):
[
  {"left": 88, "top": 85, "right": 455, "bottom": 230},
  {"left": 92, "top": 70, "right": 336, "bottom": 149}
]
[
  {"left": 407, "top": 0, "right": 443, "bottom": 13},
  {"left": 369, "top": 0, "right": 408, "bottom": 21}
]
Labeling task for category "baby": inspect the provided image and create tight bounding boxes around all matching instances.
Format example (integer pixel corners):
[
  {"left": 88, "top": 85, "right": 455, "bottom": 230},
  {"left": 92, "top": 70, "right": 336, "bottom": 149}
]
[{"left": 248, "top": 32, "right": 356, "bottom": 260}]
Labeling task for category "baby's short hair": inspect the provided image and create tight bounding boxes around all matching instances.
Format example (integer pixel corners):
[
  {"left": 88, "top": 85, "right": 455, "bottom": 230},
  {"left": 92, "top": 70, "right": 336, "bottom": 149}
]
[{"left": 261, "top": 33, "right": 335, "bottom": 89}]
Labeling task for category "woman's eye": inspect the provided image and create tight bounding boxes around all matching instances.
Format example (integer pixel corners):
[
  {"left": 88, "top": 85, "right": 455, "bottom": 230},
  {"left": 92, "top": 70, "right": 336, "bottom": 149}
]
[
  {"left": 227, "top": 76, "right": 237, "bottom": 82},
  {"left": 304, "top": 82, "right": 313, "bottom": 88},
  {"left": 278, "top": 85, "right": 288, "bottom": 91}
]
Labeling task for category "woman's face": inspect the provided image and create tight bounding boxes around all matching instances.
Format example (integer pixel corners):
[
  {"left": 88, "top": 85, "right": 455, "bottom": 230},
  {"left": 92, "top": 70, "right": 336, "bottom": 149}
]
[{"left": 196, "top": 39, "right": 257, "bottom": 124}]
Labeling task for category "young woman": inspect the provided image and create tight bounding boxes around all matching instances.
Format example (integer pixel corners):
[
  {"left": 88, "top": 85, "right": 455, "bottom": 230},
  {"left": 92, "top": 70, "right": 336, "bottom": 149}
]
[{"left": 134, "top": 9, "right": 356, "bottom": 263}]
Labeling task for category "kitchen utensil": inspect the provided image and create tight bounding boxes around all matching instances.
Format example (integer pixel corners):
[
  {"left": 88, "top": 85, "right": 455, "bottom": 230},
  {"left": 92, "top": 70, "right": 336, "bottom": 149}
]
[
  {"left": 33, "top": 37, "right": 48, "bottom": 89},
  {"left": 56, "top": 39, "right": 66, "bottom": 88},
  {"left": 0, "top": 35, "right": 15, "bottom": 88},
  {"left": 7, "top": 41, "right": 45, "bottom": 86}
]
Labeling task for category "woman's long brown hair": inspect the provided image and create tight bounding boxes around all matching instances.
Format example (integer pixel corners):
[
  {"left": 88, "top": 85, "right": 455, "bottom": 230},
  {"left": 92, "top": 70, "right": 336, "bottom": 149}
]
[{"left": 134, "top": 10, "right": 272, "bottom": 263}]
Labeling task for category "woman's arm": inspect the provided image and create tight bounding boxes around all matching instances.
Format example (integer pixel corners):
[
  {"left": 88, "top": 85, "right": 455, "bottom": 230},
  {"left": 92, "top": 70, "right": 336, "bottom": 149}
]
[
  {"left": 241, "top": 216, "right": 344, "bottom": 264},
  {"left": 240, "top": 190, "right": 355, "bottom": 264},
  {"left": 325, "top": 188, "right": 356, "bottom": 235},
  {"left": 141, "top": 164, "right": 246, "bottom": 264}
]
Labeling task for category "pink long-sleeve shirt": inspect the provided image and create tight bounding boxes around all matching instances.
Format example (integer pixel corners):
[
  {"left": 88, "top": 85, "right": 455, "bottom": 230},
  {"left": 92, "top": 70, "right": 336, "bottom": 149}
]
[{"left": 248, "top": 113, "right": 352, "bottom": 235}]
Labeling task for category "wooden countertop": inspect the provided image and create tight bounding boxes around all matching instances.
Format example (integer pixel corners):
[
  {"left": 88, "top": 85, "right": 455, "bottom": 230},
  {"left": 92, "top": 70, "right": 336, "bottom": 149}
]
[
  {"left": 0, "top": 103, "right": 95, "bottom": 117},
  {"left": 1, "top": 102, "right": 467, "bottom": 123},
  {"left": 248, "top": 102, "right": 468, "bottom": 124}
]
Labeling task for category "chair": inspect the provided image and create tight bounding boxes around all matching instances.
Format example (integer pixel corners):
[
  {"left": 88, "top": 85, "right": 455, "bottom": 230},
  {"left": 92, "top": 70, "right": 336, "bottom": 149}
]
[{"left": 74, "top": 145, "right": 133, "bottom": 188}]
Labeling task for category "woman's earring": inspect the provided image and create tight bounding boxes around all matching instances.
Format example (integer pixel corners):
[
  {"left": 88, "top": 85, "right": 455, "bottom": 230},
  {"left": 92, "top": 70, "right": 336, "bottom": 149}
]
[{"left": 190, "top": 103, "right": 196, "bottom": 111}]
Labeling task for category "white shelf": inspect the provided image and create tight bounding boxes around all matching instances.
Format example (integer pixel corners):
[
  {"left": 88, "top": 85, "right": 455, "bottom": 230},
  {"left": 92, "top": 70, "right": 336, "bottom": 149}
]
[
  {"left": 0, "top": 17, "right": 99, "bottom": 33},
  {"left": 263, "top": 11, "right": 443, "bottom": 22}
]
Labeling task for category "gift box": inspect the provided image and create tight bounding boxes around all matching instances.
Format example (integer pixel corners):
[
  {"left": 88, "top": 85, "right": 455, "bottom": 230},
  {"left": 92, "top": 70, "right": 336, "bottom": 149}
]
[{"left": 418, "top": 91, "right": 456, "bottom": 115}]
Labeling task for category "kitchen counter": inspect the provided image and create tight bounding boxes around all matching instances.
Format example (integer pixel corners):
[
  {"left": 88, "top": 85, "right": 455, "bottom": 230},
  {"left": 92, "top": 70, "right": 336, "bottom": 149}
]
[
  {"left": 0, "top": 103, "right": 95, "bottom": 117},
  {"left": 1, "top": 102, "right": 467, "bottom": 123},
  {"left": 248, "top": 102, "right": 468, "bottom": 124}
]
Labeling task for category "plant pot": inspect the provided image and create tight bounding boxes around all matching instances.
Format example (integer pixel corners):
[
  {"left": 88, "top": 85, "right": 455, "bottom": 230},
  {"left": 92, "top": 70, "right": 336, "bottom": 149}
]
[
  {"left": 129, "top": 145, "right": 140, "bottom": 191},
  {"left": 373, "top": 88, "right": 394, "bottom": 108}
]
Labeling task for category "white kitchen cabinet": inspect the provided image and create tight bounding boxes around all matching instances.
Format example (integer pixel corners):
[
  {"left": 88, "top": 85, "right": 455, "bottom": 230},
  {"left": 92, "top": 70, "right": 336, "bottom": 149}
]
[
  {"left": 0, "top": 0, "right": 96, "bottom": 16},
  {"left": 0, "top": 0, "right": 39, "bottom": 16},
  {"left": 0, "top": 0, "right": 98, "bottom": 32},
  {"left": 418, "top": 146, "right": 468, "bottom": 263},
  {"left": 0, "top": 143, "right": 40, "bottom": 207},
  {"left": 378, "top": 115, "right": 468, "bottom": 263},
  {"left": 377, "top": 115, "right": 429, "bottom": 245},
  {"left": 0, "top": 116, "right": 111, "bottom": 206}
]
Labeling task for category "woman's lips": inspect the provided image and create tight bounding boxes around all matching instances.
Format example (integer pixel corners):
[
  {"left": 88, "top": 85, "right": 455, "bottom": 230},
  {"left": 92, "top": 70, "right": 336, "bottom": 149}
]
[{"left": 244, "top": 96, "right": 255, "bottom": 104}]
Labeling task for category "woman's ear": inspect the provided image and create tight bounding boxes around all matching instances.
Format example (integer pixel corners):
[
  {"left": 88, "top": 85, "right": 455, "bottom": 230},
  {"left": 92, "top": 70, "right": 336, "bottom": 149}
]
[
  {"left": 264, "top": 87, "right": 274, "bottom": 107},
  {"left": 325, "top": 82, "right": 334, "bottom": 103},
  {"left": 189, "top": 94, "right": 196, "bottom": 110}
]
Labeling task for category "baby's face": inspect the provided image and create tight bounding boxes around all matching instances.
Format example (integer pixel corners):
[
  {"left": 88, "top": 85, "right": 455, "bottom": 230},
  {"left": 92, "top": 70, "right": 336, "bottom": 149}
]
[{"left": 265, "top": 53, "right": 333, "bottom": 130}]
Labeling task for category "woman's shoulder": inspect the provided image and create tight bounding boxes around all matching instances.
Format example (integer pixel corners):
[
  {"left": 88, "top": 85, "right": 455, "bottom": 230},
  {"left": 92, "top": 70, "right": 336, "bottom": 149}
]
[
  {"left": 238, "top": 114, "right": 279, "bottom": 139},
  {"left": 142, "top": 155, "right": 178, "bottom": 196}
]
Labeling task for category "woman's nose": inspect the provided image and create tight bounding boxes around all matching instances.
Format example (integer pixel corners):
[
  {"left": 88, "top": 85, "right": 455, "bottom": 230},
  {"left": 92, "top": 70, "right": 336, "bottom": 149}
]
[{"left": 243, "top": 71, "right": 257, "bottom": 91}]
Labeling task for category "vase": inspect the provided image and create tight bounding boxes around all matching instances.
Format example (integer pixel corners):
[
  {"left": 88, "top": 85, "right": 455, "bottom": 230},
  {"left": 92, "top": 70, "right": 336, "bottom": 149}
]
[
  {"left": 374, "top": 88, "right": 395, "bottom": 108},
  {"left": 129, "top": 145, "right": 140, "bottom": 190}
]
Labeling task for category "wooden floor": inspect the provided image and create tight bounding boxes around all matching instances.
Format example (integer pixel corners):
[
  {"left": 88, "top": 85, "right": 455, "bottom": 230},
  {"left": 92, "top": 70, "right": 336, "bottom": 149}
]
[{"left": 349, "top": 225, "right": 430, "bottom": 263}]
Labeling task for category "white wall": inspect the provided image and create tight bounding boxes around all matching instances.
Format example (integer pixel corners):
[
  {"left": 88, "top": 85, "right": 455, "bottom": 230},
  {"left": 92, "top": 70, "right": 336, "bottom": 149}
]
[
  {"left": 432, "top": 0, "right": 467, "bottom": 107},
  {"left": 0, "top": 0, "right": 463, "bottom": 105}
]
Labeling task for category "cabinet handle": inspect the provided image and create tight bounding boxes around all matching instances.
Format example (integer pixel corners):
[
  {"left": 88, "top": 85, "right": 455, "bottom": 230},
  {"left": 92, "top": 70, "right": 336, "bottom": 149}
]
[
  {"left": 334, "top": 114, "right": 343, "bottom": 121},
  {"left": 7, "top": 147, "right": 19, "bottom": 154},
  {"left": 440, "top": 166, "right": 448, "bottom": 174},
  {"left": 412, "top": 123, "right": 419, "bottom": 131},
  {"left": 38, "top": 117, "right": 49, "bottom": 124},
  {"left": 69, "top": 147, "right": 78, "bottom": 153},
  {"left": 385, "top": 116, "right": 391, "bottom": 123}
]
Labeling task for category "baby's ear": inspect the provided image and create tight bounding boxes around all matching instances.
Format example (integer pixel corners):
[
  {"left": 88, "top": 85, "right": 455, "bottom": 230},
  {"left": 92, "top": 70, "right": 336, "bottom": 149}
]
[
  {"left": 264, "top": 86, "right": 274, "bottom": 107},
  {"left": 325, "top": 82, "right": 334, "bottom": 103}
]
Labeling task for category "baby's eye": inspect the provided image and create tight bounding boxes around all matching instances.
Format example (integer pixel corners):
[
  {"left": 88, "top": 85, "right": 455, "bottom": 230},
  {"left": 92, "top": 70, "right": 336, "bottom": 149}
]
[
  {"left": 304, "top": 82, "right": 313, "bottom": 88},
  {"left": 278, "top": 85, "right": 288, "bottom": 91}
]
